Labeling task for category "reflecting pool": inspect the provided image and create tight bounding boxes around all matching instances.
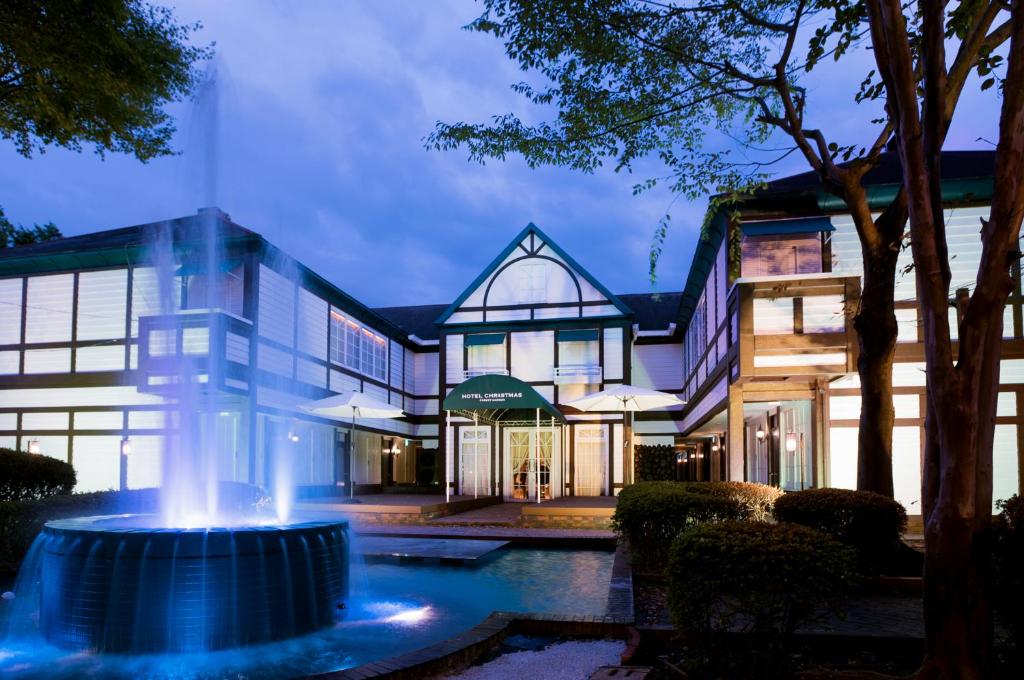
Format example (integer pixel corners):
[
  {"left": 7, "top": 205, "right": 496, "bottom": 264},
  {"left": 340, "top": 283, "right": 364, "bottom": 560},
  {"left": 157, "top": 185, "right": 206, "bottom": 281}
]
[{"left": 0, "top": 546, "right": 612, "bottom": 679}]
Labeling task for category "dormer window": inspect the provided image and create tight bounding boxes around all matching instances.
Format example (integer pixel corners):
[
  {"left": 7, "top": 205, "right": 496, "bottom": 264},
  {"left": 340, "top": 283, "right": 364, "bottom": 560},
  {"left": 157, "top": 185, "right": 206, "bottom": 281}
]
[{"left": 517, "top": 262, "right": 547, "bottom": 303}]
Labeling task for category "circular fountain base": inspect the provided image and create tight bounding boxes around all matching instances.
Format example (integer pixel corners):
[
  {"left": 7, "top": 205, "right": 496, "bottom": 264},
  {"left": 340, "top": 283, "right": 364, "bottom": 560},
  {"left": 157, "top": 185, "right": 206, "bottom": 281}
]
[{"left": 39, "top": 516, "right": 349, "bottom": 654}]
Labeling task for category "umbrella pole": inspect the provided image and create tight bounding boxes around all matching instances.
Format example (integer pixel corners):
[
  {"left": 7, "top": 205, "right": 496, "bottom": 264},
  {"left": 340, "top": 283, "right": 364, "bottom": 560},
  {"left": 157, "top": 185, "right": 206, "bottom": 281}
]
[
  {"left": 349, "top": 410, "right": 356, "bottom": 499},
  {"left": 445, "top": 410, "right": 451, "bottom": 504}
]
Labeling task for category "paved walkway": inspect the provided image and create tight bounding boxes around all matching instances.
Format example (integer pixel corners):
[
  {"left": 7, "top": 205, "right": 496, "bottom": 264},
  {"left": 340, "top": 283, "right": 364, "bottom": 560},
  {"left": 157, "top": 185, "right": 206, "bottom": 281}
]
[
  {"left": 355, "top": 523, "right": 615, "bottom": 542},
  {"left": 429, "top": 503, "right": 523, "bottom": 525}
]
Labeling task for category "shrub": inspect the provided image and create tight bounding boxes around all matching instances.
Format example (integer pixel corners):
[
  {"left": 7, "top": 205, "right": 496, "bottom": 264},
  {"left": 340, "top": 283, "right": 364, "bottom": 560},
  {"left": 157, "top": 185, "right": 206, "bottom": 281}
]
[
  {"left": 774, "top": 487, "right": 907, "bottom": 574},
  {"left": 0, "top": 448, "right": 76, "bottom": 501},
  {"left": 635, "top": 444, "right": 677, "bottom": 481},
  {"left": 613, "top": 481, "right": 745, "bottom": 567},
  {"left": 679, "top": 481, "right": 783, "bottom": 522},
  {"left": 667, "top": 521, "right": 856, "bottom": 677},
  {"left": 993, "top": 495, "right": 1023, "bottom": 668}
]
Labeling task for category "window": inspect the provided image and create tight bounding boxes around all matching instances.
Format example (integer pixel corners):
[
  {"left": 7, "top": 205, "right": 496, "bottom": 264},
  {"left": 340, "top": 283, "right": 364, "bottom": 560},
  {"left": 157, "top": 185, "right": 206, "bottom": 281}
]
[
  {"left": 330, "top": 310, "right": 387, "bottom": 381},
  {"left": 517, "top": 262, "right": 547, "bottom": 303}
]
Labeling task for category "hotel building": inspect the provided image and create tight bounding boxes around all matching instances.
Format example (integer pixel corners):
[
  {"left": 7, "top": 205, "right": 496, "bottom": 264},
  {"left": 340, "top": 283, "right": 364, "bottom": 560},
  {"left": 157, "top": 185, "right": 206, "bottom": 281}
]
[{"left": 0, "top": 150, "right": 1018, "bottom": 511}]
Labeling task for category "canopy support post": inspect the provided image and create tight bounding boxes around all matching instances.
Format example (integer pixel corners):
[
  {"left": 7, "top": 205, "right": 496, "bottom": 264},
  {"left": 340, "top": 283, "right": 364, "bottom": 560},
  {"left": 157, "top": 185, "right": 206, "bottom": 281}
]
[
  {"left": 535, "top": 407, "right": 541, "bottom": 504},
  {"left": 445, "top": 410, "right": 452, "bottom": 503},
  {"left": 473, "top": 412, "right": 479, "bottom": 499}
]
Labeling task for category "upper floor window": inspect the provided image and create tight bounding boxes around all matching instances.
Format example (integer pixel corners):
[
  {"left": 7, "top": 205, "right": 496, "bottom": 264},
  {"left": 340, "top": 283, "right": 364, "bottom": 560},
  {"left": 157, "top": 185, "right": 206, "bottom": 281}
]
[
  {"left": 330, "top": 310, "right": 387, "bottom": 381},
  {"left": 741, "top": 234, "right": 823, "bottom": 277},
  {"left": 465, "top": 333, "right": 507, "bottom": 376},
  {"left": 517, "top": 262, "right": 547, "bottom": 303}
]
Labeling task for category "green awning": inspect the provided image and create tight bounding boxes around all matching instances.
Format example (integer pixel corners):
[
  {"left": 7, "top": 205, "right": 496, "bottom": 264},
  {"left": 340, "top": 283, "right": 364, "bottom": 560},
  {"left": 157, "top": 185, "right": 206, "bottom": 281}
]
[
  {"left": 464, "top": 333, "right": 506, "bottom": 346},
  {"left": 558, "top": 329, "right": 599, "bottom": 342},
  {"left": 444, "top": 374, "right": 565, "bottom": 423},
  {"left": 740, "top": 216, "right": 834, "bottom": 237}
]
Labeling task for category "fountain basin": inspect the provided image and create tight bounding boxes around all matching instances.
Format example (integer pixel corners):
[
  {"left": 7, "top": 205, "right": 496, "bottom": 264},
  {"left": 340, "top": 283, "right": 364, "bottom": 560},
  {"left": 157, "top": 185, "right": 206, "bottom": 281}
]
[{"left": 38, "top": 515, "right": 349, "bottom": 654}]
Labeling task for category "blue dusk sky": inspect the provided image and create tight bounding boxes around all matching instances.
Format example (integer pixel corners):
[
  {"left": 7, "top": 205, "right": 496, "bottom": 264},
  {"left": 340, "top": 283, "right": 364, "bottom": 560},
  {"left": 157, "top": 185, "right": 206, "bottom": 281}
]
[{"left": 0, "top": 1, "right": 1002, "bottom": 308}]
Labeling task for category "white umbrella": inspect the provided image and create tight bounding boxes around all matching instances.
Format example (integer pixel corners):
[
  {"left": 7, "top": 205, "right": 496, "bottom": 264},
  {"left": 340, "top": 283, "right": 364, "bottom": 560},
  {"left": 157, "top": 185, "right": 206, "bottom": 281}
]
[
  {"left": 301, "top": 391, "right": 405, "bottom": 498},
  {"left": 564, "top": 384, "right": 684, "bottom": 412},
  {"left": 565, "top": 385, "right": 684, "bottom": 486}
]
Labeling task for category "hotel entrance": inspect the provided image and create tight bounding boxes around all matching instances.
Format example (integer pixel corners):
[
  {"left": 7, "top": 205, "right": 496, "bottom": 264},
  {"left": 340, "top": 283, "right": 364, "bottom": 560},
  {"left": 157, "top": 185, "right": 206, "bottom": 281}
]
[
  {"left": 443, "top": 373, "right": 566, "bottom": 503},
  {"left": 744, "top": 400, "right": 815, "bottom": 490},
  {"left": 504, "top": 428, "right": 561, "bottom": 501}
]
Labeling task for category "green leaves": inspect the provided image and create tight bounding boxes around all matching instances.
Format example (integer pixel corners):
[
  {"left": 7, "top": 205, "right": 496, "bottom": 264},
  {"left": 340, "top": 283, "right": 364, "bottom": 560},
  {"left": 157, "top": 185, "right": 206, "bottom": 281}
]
[
  {"left": 0, "top": 205, "right": 62, "bottom": 248},
  {"left": 0, "top": 0, "right": 210, "bottom": 160}
]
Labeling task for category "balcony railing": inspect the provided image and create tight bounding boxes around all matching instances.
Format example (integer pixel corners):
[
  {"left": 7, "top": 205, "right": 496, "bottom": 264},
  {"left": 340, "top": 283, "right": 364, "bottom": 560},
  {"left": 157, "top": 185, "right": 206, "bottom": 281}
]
[
  {"left": 463, "top": 367, "right": 509, "bottom": 380},
  {"left": 553, "top": 364, "right": 603, "bottom": 384}
]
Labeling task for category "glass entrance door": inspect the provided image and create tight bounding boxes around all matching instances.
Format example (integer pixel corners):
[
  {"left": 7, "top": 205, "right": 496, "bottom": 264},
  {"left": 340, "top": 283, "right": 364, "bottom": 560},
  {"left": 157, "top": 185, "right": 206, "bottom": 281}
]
[
  {"left": 459, "top": 427, "right": 491, "bottom": 496},
  {"left": 507, "top": 429, "right": 556, "bottom": 501},
  {"left": 573, "top": 425, "right": 606, "bottom": 496}
]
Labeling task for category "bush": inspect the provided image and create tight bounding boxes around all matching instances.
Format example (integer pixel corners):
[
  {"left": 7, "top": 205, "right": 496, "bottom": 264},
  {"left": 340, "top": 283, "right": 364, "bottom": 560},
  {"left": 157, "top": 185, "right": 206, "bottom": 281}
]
[
  {"left": 774, "top": 488, "right": 907, "bottom": 574},
  {"left": 667, "top": 521, "right": 856, "bottom": 677},
  {"left": 679, "top": 481, "right": 783, "bottom": 522},
  {"left": 0, "top": 448, "right": 76, "bottom": 501},
  {"left": 635, "top": 444, "right": 677, "bottom": 481},
  {"left": 613, "top": 481, "right": 745, "bottom": 567},
  {"left": 994, "top": 495, "right": 1023, "bottom": 669}
]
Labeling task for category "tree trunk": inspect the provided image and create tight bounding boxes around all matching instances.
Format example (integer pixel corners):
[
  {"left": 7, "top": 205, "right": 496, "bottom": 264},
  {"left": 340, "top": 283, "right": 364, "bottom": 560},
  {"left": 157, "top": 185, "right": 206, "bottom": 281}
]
[{"left": 854, "top": 245, "right": 900, "bottom": 497}]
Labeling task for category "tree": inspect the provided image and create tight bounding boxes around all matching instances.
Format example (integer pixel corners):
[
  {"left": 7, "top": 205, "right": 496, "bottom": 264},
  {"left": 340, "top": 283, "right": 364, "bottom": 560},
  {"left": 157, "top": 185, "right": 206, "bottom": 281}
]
[
  {"left": 0, "top": 205, "right": 61, "bottom": 247},
  {"left": 428, "top": 1, "right": 1012, "bottom": 498},
  {"left": 0, "top": 0, "right": 209, "bottom": 161},
  {"left": 866, "top": 1, "right": 1024, "bottom": 677}
]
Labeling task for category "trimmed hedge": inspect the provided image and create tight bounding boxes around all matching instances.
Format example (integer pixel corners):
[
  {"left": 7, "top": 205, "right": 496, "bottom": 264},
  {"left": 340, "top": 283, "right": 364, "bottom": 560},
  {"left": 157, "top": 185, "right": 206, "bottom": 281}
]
[
  {"left": 774, "top": 488, "right": 907, "bottom": 574},
  {"left": 613, "top": 481, "right": 746, "bottom": 566},
  {"left": 994, "top": 495, "right": 1023, "bottom": 667},
  {"left": 635, "top": 444, "right": 677, "bottom": 481},
  {"left": 667, "top": 521, "right": 856, "bottom": 677},
  {"left": 678, "top": 481, "right": 783, "bottom": 522},
  {"left": 0, "top": 448, "right": 76, "bottom": 501}
]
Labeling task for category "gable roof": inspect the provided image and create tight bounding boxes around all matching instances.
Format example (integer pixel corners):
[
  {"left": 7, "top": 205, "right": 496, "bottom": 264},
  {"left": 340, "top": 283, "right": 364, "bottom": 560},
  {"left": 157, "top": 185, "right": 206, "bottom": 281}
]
[
  {"left": 618, "top": 292, "right": 683, "bottom": 330},
  {"left": 374, "top": 303, "right": 448, "bottom": 340},
  {"left": 435, "top": 222, "right": 633, "bottom": 325}
]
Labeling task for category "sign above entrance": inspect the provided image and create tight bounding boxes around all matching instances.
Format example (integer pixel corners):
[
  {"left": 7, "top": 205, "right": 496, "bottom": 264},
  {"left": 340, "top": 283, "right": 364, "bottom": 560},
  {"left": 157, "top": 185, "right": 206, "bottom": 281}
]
[{"left": 444, "top": 374, "right": 566, "bottom": 423}]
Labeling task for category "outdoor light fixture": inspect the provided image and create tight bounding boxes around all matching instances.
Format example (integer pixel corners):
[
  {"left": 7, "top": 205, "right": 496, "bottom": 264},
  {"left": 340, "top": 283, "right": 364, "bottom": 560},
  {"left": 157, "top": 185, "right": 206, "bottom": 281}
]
[
  {"left": 785, "top": 432, "right": 798, "bottom": 453},
  {"left": 711, "top": 441, "right": 720, "bottom": 452},
  {"left": 120, "top": 437, "right": 132, "bottom": 456},
  {"left": 288, "top": 431, "right": 300, "bottom": 443},
  {"left": 27, "top": 439, "right": 40, "bottom": 455},
  {"left": 755, "top": 426, "right": 766, "bottom": 441},
  {"left": 772, "top": 427, "right": 780, "bottom": 438},
  {"left": 676, "top": 452, "right": 684, "bottom": 463}
]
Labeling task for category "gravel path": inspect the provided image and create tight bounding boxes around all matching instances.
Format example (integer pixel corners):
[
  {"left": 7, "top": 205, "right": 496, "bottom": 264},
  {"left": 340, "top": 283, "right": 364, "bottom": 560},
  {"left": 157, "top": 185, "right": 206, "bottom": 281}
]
[{"left": 441, "top": 640, "right": 625, "bottom": 680}]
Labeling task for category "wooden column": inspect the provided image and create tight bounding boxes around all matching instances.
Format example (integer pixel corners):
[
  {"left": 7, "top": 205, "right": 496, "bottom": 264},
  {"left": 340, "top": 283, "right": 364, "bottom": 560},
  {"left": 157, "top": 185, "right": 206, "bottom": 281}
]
[{"left": 727, "top": 384, "right": 745, "bottom": 481}]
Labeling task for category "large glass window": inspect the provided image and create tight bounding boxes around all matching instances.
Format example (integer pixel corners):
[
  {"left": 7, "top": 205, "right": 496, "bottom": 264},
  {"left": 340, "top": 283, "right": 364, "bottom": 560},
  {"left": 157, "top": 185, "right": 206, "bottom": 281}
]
[{"left": 329, "top": 309, "right": 387, "bottom": 381}]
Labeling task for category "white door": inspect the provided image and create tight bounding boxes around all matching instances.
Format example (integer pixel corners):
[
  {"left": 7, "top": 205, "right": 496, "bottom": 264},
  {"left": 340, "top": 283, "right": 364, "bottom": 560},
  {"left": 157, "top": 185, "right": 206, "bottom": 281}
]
[
  {"left": 573, "top": 425, "right": 607, "bottom": 496},
  {"left": 459, "top": 427, "right": 491, "bottom": 496},
  {"left": 505, "top": 428, "right": 560, "bottom": 501}
]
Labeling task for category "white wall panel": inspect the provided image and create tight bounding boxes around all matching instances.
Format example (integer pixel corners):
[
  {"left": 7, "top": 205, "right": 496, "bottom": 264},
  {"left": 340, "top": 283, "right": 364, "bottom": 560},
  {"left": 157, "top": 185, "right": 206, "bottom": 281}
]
[
  {"left": 486, "top": 309, "right": 531, "bottom": 321},
  {"left": 128, "top": 410, "right": 165, "bottom": 430},
  {"left": 72, "top": 435, "right": 121, "bottom": 492},
  {"left": 330, "top": 369, "right": 361, "bottom": 395},
  {"left": 390, "top": 341, "right": 404, "bottom": 388},
  {"left": 413, "top": 352, "right": 438, "bottom": 396},
  {"left": 77, "top": 269, "right": 128, "bottom": 340},
  {"left": 76, "top": 345, "right": 125, "bottom": 372},
  {"left": 892, "top": 426, "right": 922, "bottom": 512},
  {"left": 603, "top": 328, "right": 623, "bottom": 380},
  {"left": 0, "top": 278, "right": 23, "bottom": 344},
  {"left": 534, "top": 305, "right": 580, "bottom": 319},
  {"left": 0, "top": 413, "right": 17, "bottom": 430},
  {"left": 25, "top": 274, "right": 73, "bottom": 343},
  {"left": 829, "top": 426, "right": 858, "bottom": 489},
  {"left": 445, "top": 334, "right": 464, "bottom": 384},
  {"left": 74, "top": 411, "right": 124, "bottom": 430},
  {"left": 631, "top": 343, "right": 683, "bottom": 390},
  {"left": 22, "top": 412, "right": 69, "bottom": 430},
  {"left": 510, "top": 331, "right": 554, "bottom": 383},
  {"left": 225, "top": 332, "right": 249, "bottom": 364},
  {"left": 23, "top": 348, "right": 71, "bottom": 374},
  {"left": 0, "top": 351, "right": 19, "bottom": 374},
  {"left": 296, "top": 357, "right": 326, "bottom": 387},
  {"left": 130, "top": 267, "right": 163, "bottom": 337},
  {"left": 126, "top": 435, "right": 162, "bottom": 489},
  {"left": 257, "top": 342, "right": 293, "bottom": 378},
  {"left": 582, "top": 305, "right": 620, "bottom": 317},
  {"left": 446, "top": 311, "right": 483, "bottom": 324},
  {"left": 257, "top": 265, "right": 295, "bottom": 347},
  {"left": 0, "top": 386, "right": 163, "bottom": 407},
  {"left": 296, "top": 288, "right": 328, "bottom": 360},
  {"left": 994, "top": 424, "right": 1019, "bottom": 507}
]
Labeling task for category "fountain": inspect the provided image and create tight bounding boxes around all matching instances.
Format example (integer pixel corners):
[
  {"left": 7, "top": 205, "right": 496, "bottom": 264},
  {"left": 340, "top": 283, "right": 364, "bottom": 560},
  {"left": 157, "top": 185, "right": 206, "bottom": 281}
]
[{"left": 3, "top": 62, "right": 350, "bottom": 656}]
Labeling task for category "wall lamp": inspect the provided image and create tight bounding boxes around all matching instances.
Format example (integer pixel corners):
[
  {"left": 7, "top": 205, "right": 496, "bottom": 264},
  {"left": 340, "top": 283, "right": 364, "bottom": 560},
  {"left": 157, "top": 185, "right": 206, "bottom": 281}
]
[
  {"left": 120, "top": 437, "right": 132, "bottom": 456},
  {"left": 27, "top": 439, "right": 40, "bottom": 455}
]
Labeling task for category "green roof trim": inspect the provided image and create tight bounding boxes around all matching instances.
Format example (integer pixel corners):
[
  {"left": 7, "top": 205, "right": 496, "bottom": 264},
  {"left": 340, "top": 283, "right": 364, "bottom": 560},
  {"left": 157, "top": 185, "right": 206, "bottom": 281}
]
[
  {"left": 740, "top": 216, "right": 834, "bottom": 237},
  {"left": 557, "top": 329, "right": 599, "bottom": 342},
  {"left": 435, "top": 222, "right": 633, "bottom": 325},
  {"left": 464, "top": 332, "right": 506, "bottom": 346},
  {"left": 443, "top": 374, "right": 566, "bottom": 423}
]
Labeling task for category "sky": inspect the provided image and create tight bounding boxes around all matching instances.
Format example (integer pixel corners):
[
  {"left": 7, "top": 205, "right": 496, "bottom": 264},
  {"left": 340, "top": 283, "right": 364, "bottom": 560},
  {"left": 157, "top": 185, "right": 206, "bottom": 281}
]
[{"left": 0, "top": 1, "right": 1004, "bottom": 308}]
